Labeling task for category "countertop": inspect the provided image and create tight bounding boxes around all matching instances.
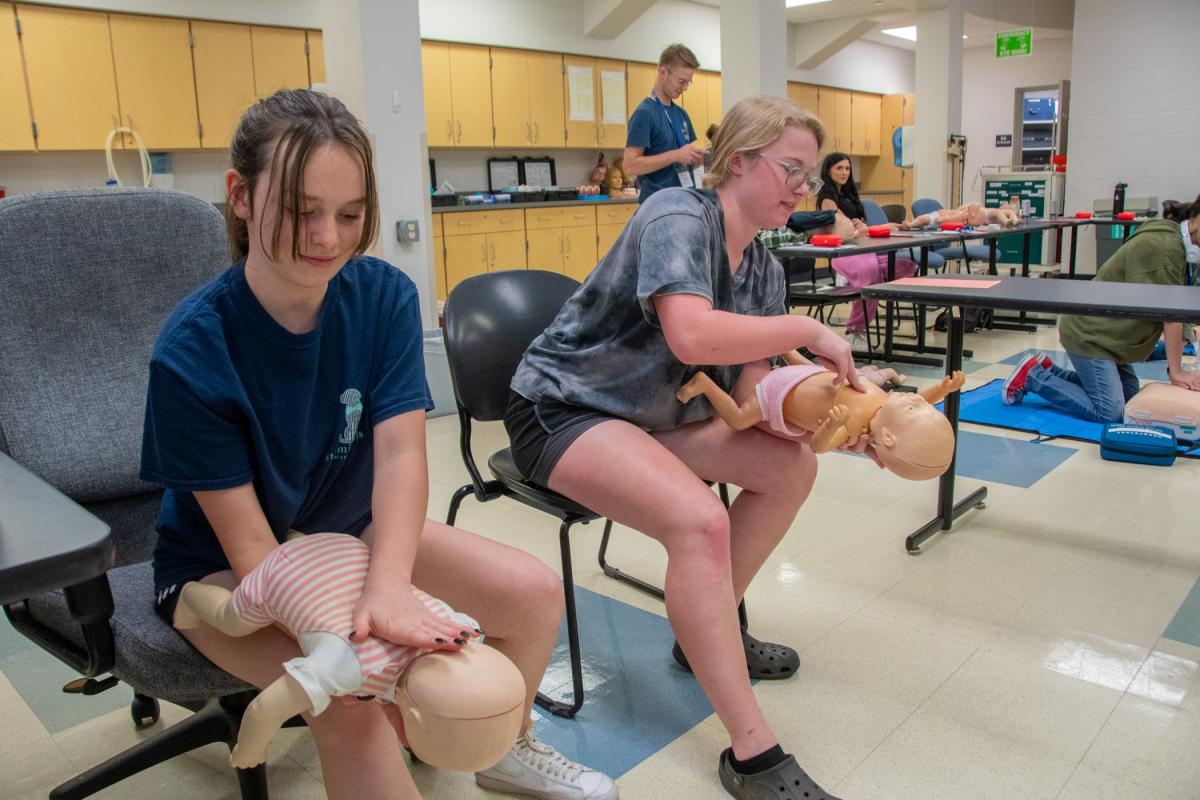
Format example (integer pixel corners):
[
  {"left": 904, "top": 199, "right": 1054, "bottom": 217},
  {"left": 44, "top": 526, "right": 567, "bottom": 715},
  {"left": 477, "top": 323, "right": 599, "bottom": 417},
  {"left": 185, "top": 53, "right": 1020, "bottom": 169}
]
[{"left": 433, "top": 197, "right": 639, "bottom": 213}]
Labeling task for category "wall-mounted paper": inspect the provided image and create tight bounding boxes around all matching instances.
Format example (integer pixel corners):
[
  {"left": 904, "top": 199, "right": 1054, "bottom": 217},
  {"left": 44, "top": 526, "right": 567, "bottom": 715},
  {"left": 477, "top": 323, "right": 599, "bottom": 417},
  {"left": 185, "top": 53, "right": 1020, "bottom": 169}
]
[
  {"left": 601, "top": 70, "right": 626, "bottom": 125},
  {"left": 568, "top": 66, "right": 595, "bottom": 122}
]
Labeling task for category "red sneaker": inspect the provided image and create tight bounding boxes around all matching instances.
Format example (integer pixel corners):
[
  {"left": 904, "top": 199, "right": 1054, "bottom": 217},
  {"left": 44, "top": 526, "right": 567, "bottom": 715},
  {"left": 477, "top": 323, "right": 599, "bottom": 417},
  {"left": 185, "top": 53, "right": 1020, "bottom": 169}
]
[
  {"left": 1003, "top": 353, "right": 1044, "bottom": 404},
  {"left": 1035, "top": 351, "right": 1053, "bottom": 369}
]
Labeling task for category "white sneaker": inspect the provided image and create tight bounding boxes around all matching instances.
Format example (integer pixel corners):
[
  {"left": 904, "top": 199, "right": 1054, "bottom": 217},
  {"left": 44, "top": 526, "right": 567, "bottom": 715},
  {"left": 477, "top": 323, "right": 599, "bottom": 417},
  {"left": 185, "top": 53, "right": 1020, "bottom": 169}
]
[
  {"left": 475, "top": 731, "right": 618, "bottom": 800},
  {"left": 848, "top": 332, "right": 869, "bottom": 352}
]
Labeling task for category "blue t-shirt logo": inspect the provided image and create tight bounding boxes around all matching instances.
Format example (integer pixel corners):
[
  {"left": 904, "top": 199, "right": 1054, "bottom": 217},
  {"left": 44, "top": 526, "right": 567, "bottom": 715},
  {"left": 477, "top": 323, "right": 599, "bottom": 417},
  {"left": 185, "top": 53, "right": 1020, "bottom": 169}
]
[{"left": 339, "top": 387, "right": 363, "bottom": 444}]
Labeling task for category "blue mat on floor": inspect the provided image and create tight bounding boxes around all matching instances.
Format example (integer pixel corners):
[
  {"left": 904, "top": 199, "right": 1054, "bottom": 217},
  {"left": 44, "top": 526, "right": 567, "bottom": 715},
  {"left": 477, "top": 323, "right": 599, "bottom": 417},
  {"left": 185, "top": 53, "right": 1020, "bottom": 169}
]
[{"left": 951, "top": 378, "right": 1200, "bottom": 458}]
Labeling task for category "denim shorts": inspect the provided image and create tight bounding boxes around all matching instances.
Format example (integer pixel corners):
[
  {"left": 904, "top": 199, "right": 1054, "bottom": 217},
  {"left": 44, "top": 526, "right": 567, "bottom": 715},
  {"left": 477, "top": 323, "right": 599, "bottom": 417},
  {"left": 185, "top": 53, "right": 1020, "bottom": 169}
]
[{"left": 503, "top": 391, "right": 618, "bottom": 487}]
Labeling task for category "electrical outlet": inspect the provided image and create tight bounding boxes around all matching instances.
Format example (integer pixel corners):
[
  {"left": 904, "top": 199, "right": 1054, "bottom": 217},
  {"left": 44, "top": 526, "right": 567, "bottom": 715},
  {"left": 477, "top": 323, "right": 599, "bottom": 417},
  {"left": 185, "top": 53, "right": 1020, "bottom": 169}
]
[{"left": 396, "top": 219, "right": 420, "bottom": 243}]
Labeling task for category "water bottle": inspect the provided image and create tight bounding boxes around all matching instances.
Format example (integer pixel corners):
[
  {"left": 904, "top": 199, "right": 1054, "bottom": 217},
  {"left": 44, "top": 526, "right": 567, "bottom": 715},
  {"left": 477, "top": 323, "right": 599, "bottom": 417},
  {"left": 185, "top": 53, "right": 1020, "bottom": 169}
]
[{"left": 1112, "top": 182, "right": 1127, "bottom": 216}]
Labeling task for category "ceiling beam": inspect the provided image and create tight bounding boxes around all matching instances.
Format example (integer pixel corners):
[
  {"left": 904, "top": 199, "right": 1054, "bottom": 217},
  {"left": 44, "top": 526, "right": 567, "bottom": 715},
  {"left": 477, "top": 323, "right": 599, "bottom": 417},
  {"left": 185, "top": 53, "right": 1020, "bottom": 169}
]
[
  {"left": 584, "top": 0, "right": 657, "bottom": 39},
  {"left": 791, "top": 16, "right": 878, "bottom": 69}
]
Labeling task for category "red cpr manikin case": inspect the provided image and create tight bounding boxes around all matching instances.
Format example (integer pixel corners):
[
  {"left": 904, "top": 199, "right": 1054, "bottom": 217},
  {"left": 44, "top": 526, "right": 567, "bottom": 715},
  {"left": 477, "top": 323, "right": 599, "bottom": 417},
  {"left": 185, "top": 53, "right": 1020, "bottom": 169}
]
[
  {"left": 809, "top": 234, "right": 843, "bottom": 247},
  {"left": 867, "top": 225, "right": 892, "bottom": 238}
]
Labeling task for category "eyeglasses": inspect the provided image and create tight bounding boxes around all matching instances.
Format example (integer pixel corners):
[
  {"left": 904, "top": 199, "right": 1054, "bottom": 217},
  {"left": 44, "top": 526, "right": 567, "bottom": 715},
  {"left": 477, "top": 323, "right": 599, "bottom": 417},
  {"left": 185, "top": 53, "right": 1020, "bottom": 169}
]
[
  {"left": 667, "top": 70, "right": 693, "bottom": 89},
  {"left": 758, "top": 154, "right": 823, "bottom": 195}
]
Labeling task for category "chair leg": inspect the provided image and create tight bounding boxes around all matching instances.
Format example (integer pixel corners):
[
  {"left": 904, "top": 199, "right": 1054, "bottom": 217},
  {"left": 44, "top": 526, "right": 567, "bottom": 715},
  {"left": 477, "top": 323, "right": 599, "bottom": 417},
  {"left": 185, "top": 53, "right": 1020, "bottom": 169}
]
[
  {"left": 50, "top": 694, "right": 268, "bottom": 800},
  {"left": 597, "top": 519, "right": 666, "bottom": 600},
  {"left": 535, "top": 519, "right": 585, "bottom": 719},
  {"left": 445, "top": 483, "right": 473, "bottom": 526}
]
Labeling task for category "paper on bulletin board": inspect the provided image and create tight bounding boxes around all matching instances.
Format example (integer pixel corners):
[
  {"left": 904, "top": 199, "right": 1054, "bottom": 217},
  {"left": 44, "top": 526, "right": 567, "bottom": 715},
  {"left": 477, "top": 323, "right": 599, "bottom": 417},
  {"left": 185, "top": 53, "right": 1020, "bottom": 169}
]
[
  {"left": 601, "top": 70, "right": 626, "bottom": 124},
  {"left": 568, "top": 66, "right": 595, "bottom": 122}
]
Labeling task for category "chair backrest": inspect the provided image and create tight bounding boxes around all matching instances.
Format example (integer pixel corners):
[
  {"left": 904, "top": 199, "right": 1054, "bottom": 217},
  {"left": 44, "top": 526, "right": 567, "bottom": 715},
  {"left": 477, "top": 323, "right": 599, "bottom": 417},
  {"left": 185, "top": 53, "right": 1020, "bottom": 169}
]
[
  {"left": 912, "top": 197, "right": 943, "bottom": 217},
  {"left": 443, "top": 269, "right": 580, "bottom": 422},
  {"left": 0, "top": 188, "right": 227, "bottom": 507},
  {"left": 861, "top": 199, "right": 888, "bottom": 226},
  {"left": 882, "top": 204, "right": 906, "bottom": 224}
]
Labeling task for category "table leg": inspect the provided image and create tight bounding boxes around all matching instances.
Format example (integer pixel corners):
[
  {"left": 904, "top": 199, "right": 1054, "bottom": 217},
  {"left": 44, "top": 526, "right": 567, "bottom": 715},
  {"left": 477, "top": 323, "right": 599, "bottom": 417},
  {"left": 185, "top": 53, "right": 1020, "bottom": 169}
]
[
  {"left": 992, "top": 231, "right": 1049, "bottom": 331},
  {"left": 883, "top": 250, "right": 896, "bottom": 361},
  {"left": 905, "top": 307, "right": 988, "bottom": 554},
  {"left": 1069, "top": 222, "right": 1078, "bottom": 278}
]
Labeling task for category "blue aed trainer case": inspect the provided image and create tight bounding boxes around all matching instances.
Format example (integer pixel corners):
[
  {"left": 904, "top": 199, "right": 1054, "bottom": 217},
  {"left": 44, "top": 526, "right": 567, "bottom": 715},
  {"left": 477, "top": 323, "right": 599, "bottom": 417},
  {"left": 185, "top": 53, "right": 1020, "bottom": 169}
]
[{"left": 1100, "top": 423, "right": 1177, "bottom": 466}]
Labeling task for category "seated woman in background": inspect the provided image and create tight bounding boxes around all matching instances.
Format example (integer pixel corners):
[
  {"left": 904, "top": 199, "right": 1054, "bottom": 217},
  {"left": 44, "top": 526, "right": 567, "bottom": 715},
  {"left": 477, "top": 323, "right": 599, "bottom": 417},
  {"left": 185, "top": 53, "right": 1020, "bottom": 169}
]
[{"left": 815, "top": 152, "right": 916, "bottom": 352}]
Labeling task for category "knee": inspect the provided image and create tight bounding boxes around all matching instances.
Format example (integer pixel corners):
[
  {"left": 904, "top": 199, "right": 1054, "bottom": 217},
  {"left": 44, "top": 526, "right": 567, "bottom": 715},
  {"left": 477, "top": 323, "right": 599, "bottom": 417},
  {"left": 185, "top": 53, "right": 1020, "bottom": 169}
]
[
  {"left": 508, "top": 557, "right": 565, "bottom": 629},
  {"left": 665, "top": 495, "right": 733, "bottom": 564},
  {"left": 755, "top": 438, "right": 817, "bottom": 501},
  {"left": 307, "top": 700, "right": 390, "bottom": 749}
]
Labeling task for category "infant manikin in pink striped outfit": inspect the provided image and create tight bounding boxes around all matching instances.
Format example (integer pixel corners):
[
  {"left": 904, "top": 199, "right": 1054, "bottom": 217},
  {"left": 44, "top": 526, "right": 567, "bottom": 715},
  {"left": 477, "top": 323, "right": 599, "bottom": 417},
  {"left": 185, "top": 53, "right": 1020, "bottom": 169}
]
[{"left": 173, "top": 532, "right": 523, "bottom": 771}]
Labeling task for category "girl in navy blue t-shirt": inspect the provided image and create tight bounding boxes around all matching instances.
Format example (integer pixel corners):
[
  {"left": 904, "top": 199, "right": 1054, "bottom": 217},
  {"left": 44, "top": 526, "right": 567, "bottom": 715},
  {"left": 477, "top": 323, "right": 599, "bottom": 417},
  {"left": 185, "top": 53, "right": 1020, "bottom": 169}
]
[{"left": 141, "top": 89, "right": 615, "bottom": 800}]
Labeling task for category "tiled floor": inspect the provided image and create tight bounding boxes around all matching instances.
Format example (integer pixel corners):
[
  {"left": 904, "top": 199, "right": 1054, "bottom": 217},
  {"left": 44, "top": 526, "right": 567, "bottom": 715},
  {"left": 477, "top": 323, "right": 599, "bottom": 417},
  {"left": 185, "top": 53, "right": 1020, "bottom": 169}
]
[{"left": 4, "top": 318, "right": 1200, "bottom": 799}]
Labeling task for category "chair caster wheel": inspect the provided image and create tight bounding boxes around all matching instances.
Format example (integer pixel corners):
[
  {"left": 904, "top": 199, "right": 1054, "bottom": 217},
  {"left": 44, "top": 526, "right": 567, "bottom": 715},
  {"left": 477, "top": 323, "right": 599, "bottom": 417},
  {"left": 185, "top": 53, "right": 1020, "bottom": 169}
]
[{"left": 131, "top": 694, "right": 160, "bottom": 729}]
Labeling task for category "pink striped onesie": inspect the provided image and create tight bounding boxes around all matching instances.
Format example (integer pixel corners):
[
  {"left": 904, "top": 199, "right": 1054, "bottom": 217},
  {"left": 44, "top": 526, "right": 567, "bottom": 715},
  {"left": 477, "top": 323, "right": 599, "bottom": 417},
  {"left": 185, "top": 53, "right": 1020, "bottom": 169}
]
[{"left": 229, "top": 532, "right": 465, "bottom": 713}]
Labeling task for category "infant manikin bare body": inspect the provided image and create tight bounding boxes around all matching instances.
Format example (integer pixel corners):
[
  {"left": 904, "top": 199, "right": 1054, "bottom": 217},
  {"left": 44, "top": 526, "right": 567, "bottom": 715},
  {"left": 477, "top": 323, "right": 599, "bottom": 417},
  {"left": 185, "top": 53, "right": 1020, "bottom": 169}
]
[
  {"left": 678, "top": 352, "right": 965, "bottom": 480},
  {"left": 904, "top": 202, "right": 1020, "bottom": 229}
]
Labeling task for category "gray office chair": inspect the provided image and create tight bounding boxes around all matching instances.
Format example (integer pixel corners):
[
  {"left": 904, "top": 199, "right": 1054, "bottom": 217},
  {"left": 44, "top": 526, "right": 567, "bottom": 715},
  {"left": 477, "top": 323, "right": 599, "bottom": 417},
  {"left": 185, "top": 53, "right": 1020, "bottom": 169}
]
[
  {"left": 862, "top": 199, "right": 945, "bottom": 272},
  {"left": 911, "top": 197, "right": 993, "bottom": 269},
  {"left": 0, "top": 188, "right": 272, "bottom": 799}
]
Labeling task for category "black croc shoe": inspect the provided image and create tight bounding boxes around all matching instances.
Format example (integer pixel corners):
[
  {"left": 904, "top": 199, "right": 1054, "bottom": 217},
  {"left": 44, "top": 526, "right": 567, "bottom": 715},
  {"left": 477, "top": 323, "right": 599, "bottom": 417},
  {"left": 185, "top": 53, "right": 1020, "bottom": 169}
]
[
  {"left": 718, "top": 748, "right": 842, "bottom": 800},
  {"left": 673, "top": 630, "right": 799, "bottom": 680}
]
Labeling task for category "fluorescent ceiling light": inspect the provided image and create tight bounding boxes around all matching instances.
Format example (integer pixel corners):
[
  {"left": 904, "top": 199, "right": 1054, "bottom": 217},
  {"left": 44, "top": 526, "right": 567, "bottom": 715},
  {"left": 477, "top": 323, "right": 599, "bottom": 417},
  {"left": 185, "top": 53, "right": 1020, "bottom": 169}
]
[
  {"left": 785, "top": 0, "right": 835, "bottom": 7},
  {"left": 880, "top": 26, "right": 969, "bottom": 42}
]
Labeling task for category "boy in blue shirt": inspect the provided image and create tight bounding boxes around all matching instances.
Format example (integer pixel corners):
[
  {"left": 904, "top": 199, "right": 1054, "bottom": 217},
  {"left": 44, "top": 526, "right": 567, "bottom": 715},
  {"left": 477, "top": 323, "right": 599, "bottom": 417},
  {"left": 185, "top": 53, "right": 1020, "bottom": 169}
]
[{"left": 624, "top": 43, "right": 705, "bottom": 203}]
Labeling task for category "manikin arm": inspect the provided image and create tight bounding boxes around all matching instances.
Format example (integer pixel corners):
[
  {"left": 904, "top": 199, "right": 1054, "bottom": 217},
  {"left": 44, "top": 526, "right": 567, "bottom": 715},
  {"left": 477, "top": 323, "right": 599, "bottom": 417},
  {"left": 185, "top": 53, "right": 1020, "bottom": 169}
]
[
  {"left": 918, "top": 370, "right": 966, "bottom": 405},
  {"left": 677, "top": 372, "right": 764, "bottom": 430},
  {"left": 229, "top": 673, "right": 314, "bottom": 769},
  {"left": 810, "top": 404, "right": 851, "bottom": 454},
  {"left": 173, "top": 581, "right": 267, "bottom": 637}
]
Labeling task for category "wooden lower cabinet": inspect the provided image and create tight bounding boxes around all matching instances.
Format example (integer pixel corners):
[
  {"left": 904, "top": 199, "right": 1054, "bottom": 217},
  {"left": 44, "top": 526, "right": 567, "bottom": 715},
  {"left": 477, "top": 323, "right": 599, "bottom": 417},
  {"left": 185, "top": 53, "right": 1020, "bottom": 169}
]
[
  {"left": 434, "top": 235, "right": 446, "bottom": 301},
  {"left": 562, "top": 225, "right": 598, "bottom": 283},
  {"left": 443, "top": 232, "right": 488, "bottom": 297}
]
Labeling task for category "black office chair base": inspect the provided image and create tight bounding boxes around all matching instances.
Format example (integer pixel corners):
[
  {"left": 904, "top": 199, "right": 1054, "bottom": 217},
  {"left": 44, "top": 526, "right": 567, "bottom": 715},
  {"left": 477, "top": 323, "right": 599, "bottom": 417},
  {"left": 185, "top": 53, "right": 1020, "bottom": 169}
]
[{"left": 50, "top": 692, "right": 267, "bottom": 800}]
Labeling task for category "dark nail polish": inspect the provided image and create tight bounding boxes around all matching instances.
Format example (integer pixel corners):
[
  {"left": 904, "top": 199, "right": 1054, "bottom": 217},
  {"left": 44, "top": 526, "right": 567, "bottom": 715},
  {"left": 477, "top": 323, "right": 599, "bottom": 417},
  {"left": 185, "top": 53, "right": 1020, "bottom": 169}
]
[
  {"left": 435, "top": 637, "right": 446, "bottom": 644},
  {"left": 459, "top": 630, "right": 470, "bottom": 637},
  {"left": 453, "top": 638, "right": 466, "bottom": 645},
  {"left": 474, "top": 628, "right": 485, "bottom": 635}
]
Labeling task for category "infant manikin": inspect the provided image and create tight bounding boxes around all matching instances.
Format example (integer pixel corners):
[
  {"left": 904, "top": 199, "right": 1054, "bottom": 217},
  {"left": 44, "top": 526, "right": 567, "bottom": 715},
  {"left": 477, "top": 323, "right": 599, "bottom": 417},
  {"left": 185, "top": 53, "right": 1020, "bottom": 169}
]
[
  {"left": 173, "top": 533, "right": 525, "bottom": 772},
  {"left": 905, "top": 202, "right": 1021, "bottom": 229},
  {"left": 678, "top": 352, "right": 965, "bottom": 480}
]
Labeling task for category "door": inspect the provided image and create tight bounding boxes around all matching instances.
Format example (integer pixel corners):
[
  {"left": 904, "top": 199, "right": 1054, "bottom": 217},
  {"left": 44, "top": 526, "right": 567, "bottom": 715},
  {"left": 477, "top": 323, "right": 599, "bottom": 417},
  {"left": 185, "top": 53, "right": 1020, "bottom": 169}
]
[
  {"left": 834, "top": 89, "right": 852, "bottom": 154},
  {"left": 528, "top": 50, "right": 565, "bottom": 148},
  {"left": 491, "top": 48, "right": 531, "bottom": 148},
  {"left": 18, "top": 4, "right": 120, "bottom": 151},
  {"left": 816, "top": 87, "right": 838, "bottom": 153},
  {"left": 434, "top": 235, "right": 446, "bottom": 301},
  {"left": 488, "top": 230, "right": 527, "bottom": 271},
  {"left": 596, "top": 58, "right": 626, "bottom": 149},
  {"left": 443, "top": 232, "right": 489, "bottom": 295},
  {"left": 563, "top": 224, "right": 598, "bottom": 283},
  {"left": 851, "top": 92, "right": 880, "bottom": 156},
  {"left": 0, "top": 2, "right": 34, "bottom": 150},
  {"left": 597, "top": 223, "right": 623, "bottom": 262},
  {"left": 251, "top": 26, "right": 309, "bottom": 98},
  {"left": 525, "top": 227, "right": 563, "bottom": 273},
  {"left": 563, "top": 55, "right": 597, "bottom": 148},
  {"left": 787, "top": 82, "right": 819, "bottom": 115},
  {"left": 191, "top": 21, "right": 256, "bottom": 150},
  {"left": 626, "top": 61, "right": 658, "bottom": 121},
  {"left": 109, "top": 14, "right": 199, "bottom": 149},
  {"left": 307, "top": 30, "right": 324, "bottom": 85},
  {"left": 421, "top": 42, "right": 453, "bottom": 147},
  {"left": 448, "top": 43, "right": 492, "bottom": 147},
  {"left": 706, "top": 72, "right": 722, "bottom": 133}
]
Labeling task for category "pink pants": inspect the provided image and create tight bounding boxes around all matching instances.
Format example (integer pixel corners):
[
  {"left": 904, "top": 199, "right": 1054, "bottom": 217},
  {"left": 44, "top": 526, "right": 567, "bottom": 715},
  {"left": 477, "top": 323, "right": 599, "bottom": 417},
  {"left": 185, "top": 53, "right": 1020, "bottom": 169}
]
[{"left": 831, "top": 253, "right": 917, "bottom": 333}]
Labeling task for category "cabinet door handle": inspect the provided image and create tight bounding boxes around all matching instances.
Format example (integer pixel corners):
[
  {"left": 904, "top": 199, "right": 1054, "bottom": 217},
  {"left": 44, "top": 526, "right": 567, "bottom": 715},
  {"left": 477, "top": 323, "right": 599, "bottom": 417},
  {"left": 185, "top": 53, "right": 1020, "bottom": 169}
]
[
  {"left": 447, "top": 120, "right": 453, "bottom": 141},
  {"left": 489, "top": 242, "right": 496, "bottom": 266},
  {"left": 481, "top": 243, "right": 487, "bottom": 263},
  {"left": 565, "top": 236, "right": 572, "bottom": 256},
  {"left": 526, "top": 121, "right": 532, "bottom": 144},
  {"left": 456, "top": 120, "right": 462, "bottom": 143},
  {"left": 558, "top": 237, "right": 563, "bottom": 254},
  {"left": 533, "top": 121, "right": 540, "bottom": 143}
]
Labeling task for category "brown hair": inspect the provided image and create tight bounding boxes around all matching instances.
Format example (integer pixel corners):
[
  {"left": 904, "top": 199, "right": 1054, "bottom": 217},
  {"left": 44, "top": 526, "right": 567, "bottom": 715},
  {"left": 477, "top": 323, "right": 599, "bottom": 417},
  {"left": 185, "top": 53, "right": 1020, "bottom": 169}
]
[
  {"left": 658, "top": 43, "right": 699, "bottom": 70},
  {"left": 703, "top": 96, "right": 825, "bottom": 190},
  {"left": 225, "top": 89, "right": 379, "bottom": 261}
]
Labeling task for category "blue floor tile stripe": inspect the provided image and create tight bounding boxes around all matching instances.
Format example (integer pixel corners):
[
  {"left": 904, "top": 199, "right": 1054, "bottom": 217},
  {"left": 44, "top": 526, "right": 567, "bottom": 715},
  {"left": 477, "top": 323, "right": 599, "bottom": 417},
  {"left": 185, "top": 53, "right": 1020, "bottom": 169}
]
[
  {"left": 1164, "top": 577, "right": 1200, "bottom": 648},
  {"left": 532, "top": 585, "right": 723, "bottom": 779}
]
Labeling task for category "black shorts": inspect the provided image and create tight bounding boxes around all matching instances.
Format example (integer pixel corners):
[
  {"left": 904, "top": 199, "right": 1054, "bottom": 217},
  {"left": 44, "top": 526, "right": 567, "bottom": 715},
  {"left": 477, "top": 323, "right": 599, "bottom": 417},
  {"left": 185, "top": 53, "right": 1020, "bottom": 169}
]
[
  {"left": 153, "top": 582, "right": 184, "bottom": 627},
  {"left": 503, "top": 391, "right": 618, "bottom": 487}
]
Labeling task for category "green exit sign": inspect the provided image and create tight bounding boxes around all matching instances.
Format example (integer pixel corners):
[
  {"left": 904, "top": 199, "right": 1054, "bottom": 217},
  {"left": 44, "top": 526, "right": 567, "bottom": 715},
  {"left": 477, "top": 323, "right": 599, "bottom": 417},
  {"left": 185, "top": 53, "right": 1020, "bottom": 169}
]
[{"left": 996, "top": 28, "right": 1032, "bottom": 58}]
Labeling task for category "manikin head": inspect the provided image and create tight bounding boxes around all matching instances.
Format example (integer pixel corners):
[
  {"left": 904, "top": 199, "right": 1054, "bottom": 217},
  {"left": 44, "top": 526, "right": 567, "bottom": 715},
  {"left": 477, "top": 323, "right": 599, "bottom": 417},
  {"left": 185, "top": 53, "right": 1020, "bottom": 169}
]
[
  {"left": 394, "top": 642, "right": 526, "bottom": 772},
  {"left": 867, "top": 392, "right": 956, "bottom": 480}
]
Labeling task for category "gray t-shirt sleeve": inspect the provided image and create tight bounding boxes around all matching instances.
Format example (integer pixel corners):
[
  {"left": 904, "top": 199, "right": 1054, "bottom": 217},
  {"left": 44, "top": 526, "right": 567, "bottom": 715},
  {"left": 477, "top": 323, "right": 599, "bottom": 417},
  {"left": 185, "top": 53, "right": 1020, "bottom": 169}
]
[{"left": 635, "top": 209, "right": 715, "bottom": 327}]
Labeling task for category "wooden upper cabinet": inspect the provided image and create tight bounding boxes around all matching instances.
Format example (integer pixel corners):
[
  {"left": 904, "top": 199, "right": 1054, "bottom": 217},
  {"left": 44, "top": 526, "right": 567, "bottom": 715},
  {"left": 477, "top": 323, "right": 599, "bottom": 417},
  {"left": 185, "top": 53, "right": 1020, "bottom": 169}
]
[
  {"left": 787, "top": 82, "right": 819, "bottom": 115},
  {"left": 17, "top": 4, "right": 120, "bottom": 151},
  {"left": 191, "top": 21, "right": 256, "bottom": 150},
  {"left": 528, "top": 50, "right": 564, "bottom": 148},
  {"left": 251, "top": 25, "right": 309, "bottom": 98},
  {"left": 307, "top": 30, "right": 324, "bottom": 85},
  {"left": 596, "top": 58, "right": 625, "bottom": 149},
  {"left": 109, "top": 14, "right": 199, "bottom": 150},
  {"left": 421, "top": 41, "right": 453, "bottom": 147},
  {"left": 448, "top": 43, "right": 492, "bottom": 147},
  {"left": 850, "top": 91, "right": 880, "bottom": 155},
  {"left": 679, "top": 71, "right": 707, "bottom": 146},
  {"left": 0, "top": 2, "right": 34, "bottom": 150},
  {"left": 706, "top": 71, "right": 721, "bottom": 132},
  {"left": 563, "top": 56, "right": 625, "bottom": 149},
  {"left": 491, "top": 48, "right": 533, "bottom": 147},
  {"left": 626, "top": 61, "right": 657, "bottom": 119}
]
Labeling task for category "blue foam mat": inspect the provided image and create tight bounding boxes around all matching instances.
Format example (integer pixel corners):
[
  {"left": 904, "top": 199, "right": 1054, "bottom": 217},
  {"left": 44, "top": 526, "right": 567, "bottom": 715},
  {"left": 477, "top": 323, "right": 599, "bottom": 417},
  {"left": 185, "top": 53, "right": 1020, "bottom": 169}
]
[{"left": 949, "top": 378, "right": 1200, "bottom": 458}]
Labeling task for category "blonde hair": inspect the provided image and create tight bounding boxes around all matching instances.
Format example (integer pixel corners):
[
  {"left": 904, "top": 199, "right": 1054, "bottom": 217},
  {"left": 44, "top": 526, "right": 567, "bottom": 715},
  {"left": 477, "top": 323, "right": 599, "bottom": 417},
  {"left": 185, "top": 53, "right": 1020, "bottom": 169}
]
[
  {"left": 703, "top": 96, "right": 824, "bottom": 190},
  {"left": 658, "top": 43, "right": 699, "bottom": 70}
]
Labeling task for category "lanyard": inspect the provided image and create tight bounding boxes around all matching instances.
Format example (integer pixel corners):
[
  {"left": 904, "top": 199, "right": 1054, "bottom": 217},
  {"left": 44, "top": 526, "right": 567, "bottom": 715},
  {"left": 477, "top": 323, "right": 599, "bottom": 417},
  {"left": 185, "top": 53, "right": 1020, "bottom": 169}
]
[{"left": 650, "top": 91, "right": 686, "bottom": 149}]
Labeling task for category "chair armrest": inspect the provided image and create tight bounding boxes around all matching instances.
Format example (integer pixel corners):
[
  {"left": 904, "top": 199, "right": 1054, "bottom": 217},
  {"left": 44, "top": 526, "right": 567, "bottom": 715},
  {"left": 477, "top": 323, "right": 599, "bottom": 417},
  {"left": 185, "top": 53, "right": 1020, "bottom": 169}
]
[
  {"left": 0, "top": 452, "right": 115, "bottom": 605},
  {"left": 0, "top": 452, "right": 117, "bottom": 676}
]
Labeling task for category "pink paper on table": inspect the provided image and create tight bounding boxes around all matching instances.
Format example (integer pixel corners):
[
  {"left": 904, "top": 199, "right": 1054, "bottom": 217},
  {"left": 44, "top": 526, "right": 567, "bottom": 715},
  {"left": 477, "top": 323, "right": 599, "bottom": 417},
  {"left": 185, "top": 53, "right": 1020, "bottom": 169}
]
[{"left": 889, "top": 277, "right": 1000, "bottom": 289}]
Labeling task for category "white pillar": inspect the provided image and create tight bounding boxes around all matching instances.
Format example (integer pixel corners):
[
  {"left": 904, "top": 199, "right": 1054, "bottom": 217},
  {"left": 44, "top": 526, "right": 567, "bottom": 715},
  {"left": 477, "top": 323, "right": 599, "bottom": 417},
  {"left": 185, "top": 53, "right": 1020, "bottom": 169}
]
[
  {"left": 913, "top": 7, "right": 964, "bottom": 205},
  {"left": 719, "top": 0, "right": 788, "bottom": 111},
  {"left": 321, "top": 0, "right": 437, "bottom": 328}
]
